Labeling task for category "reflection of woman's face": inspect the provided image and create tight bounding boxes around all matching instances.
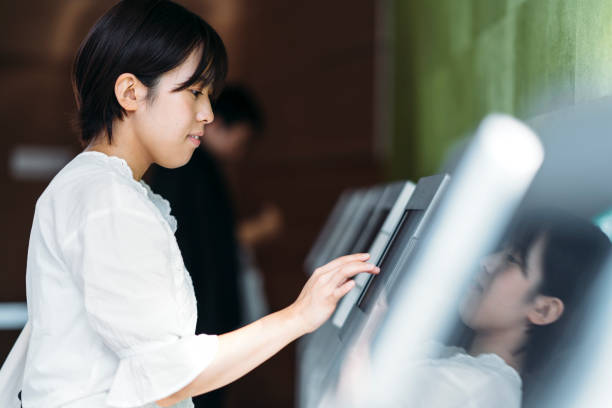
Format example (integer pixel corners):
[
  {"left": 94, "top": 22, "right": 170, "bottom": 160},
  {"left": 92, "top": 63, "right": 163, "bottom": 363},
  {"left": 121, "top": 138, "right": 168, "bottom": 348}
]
[{"left": 459, "top": 236, "right": 547, "bottom": 333}]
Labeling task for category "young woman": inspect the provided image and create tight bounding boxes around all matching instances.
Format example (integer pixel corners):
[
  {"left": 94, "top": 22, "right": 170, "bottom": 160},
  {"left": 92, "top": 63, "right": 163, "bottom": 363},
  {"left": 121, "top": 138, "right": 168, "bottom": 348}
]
[
  {"left": 407, "top": 210, "right": 611, "bottom": 407},
  {"left": 0, "top": 1, "right": 378, "bottom": 407}
]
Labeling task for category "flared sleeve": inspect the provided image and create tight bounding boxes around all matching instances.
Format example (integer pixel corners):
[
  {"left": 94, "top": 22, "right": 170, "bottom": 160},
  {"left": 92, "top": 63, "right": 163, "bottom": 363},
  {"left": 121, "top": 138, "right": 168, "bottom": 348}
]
[
  {"left": 63, "top": 199, "right": 218, "bottom": 407},
  {"left": 0, "top": 321, "right": 31, "bottom": 408}
]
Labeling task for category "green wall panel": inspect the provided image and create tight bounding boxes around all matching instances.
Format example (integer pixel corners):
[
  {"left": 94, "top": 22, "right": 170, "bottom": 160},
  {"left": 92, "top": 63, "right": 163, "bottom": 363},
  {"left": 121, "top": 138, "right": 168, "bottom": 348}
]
[
  {"left": 575, "top": 0, "right": 612, "bottom": 101},
  {"left": 472, "top": 0, "right": 508, "bottom": 35},
  {"left": 447, "top": 0, "right": 473, "bottom": 56},
  {"left": 513, "top": 0, "right": 576, "bottom": 117},
  {"left": 390, "top": 0, "right": 612, "bottom": 180},
  {"left": 473, "top": 14, "right": 515, "bottom": 120}
]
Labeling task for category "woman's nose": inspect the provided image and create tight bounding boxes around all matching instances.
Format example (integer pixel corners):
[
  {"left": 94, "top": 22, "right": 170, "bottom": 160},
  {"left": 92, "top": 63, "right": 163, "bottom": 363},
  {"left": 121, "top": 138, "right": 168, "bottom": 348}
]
[
  {"left": 196, "top": 97, "right": 214, "bottom": 124},
  {"left": 480, "top": 253, "right": 498, "bottom": 275}
]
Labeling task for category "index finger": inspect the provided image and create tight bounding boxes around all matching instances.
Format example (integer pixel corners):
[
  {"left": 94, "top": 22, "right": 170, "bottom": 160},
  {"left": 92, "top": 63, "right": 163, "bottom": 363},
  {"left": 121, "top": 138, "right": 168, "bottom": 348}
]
[{"left": 315, "top": 253, "right": 370, "bottom": 275}]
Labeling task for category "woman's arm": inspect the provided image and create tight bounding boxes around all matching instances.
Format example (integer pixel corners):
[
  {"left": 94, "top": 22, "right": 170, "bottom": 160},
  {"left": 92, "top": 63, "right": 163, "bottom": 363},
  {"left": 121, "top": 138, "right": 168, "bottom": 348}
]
[{"left": 156, "top": 253, "right": 378, "bottom": 406}]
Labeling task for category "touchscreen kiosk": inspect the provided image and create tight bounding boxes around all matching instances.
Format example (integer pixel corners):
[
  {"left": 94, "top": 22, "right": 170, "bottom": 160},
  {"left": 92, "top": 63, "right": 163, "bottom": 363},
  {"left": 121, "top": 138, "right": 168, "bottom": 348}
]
[
  {"left": 297, "top": 176, "right": 449, "bottom": 408},
  {"left": 331, "top": 181, "right": 415, "bottom": 328},
  {"left": 304, "top": 189, "right": 364, "bottom": 274},
  {"left": 338, "top": 174, "right": 450, "bottom": 342},
  {"left": 323, "top": 186, "right": 386, "bottom": 265},
  {"left": 304, "top": 191, "right": 353, "bottom": 274},
  {"left": 298, "top": 181, "right": 413, "bottom": 408},
  {"left": 351, "top": 182, "right": 408, "bottom": 255}
]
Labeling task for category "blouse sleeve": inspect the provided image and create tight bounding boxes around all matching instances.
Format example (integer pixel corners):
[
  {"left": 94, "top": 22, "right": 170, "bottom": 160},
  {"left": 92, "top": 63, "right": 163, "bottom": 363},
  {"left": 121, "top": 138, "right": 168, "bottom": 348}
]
[{"left": 63, "top": 204, "right": 218, "bottom": 407}]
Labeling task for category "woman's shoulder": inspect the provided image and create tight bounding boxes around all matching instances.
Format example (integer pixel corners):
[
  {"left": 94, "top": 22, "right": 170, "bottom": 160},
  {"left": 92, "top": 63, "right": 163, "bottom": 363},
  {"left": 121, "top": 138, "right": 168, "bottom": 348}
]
[
  {"left": 436, "top": 352, "right": 522, "bottom": 404},
  {"left": 37, "top": 151, "right": 156, "bottom": 220},
  {"left": 428, "top": 351, "right": 520, "bottom": 387},
  {"left": 407, "top": 352, "right": 521, "bottom": 407}
]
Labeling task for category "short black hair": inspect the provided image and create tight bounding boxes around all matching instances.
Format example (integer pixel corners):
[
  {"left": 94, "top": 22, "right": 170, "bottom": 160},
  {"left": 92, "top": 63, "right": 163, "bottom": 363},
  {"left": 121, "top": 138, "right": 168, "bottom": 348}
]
[
  {"left": 509, "top": 209, "right": 611, "bottom": 405},
  {"left": 505, "top": 210, "right": 611, "bottom": 324},
  {"left": 72, "top": 0, "right": 227, "bottom": 144},
  {"left": 212, "top": 84, "right": 265, "bottom": 133}
]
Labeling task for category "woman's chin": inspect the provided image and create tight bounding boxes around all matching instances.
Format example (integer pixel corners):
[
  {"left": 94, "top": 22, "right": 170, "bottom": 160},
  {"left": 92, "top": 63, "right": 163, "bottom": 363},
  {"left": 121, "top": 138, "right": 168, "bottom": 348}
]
[
  {"left": 458, "top": 297, "right": 480, "bottom": 327},
  {"left": 156, "top": 153, "right": 194, "bottom": 169}
]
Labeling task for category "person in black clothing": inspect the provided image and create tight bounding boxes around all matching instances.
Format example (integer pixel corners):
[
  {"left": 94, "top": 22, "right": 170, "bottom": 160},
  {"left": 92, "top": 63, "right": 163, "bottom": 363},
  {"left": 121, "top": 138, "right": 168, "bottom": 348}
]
[{"left": 151, "top": 84, "right": 264, "bottom": 408}]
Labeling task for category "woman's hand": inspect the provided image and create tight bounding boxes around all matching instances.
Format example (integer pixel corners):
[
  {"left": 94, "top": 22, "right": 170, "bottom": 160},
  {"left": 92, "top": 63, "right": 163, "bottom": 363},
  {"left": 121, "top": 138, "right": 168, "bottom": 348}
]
[
  {"left": 157, "top": 253, "right": 379, "bottom": 406},
  {"left": 289, "top": 253, "right": 380, "bottom": 334}
]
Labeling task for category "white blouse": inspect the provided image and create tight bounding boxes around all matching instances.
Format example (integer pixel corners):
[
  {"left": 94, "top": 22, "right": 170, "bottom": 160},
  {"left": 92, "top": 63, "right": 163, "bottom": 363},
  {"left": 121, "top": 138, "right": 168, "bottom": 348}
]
[
  {"left": 376, "top": 343, "right": 522, "bottom": 407},
  {"left": 407, "top": 346, "right": 522, "bottom": 408},
  {"left": 0, "top": 151, "right": 218, "bottom": 408}
]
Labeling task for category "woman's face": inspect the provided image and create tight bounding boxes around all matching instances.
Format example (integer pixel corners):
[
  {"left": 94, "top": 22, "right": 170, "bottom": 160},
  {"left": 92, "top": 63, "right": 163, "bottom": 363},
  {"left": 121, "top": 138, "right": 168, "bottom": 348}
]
[
  {"left": 459, "top": 235, "right": 547, "bottom": 333},
  {"left": 132, "top": 49, "right": 214, "bottom": 169}
]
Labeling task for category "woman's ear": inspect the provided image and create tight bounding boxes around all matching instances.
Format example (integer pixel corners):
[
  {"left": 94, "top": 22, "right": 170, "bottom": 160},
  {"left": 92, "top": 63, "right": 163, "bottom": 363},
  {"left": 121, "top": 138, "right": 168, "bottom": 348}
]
[
  {"left": 527, "top": 295, "right": 564, "bottom": 326},
  {"left": 114, "top": 73, "right": 147, "bottom": 112}
]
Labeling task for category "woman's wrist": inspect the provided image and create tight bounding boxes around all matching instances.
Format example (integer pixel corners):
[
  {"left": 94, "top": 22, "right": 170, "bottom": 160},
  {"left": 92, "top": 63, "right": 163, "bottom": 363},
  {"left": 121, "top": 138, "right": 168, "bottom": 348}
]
[{"left": 281, "top": 303, "right": 312, "bottom": 338}]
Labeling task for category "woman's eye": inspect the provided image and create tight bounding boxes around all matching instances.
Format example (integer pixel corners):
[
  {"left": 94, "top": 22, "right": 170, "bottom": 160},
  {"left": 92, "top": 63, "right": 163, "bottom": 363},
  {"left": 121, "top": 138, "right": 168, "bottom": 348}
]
[
  {"left": 506, "top": 253, "right": 520, "bottom": 265},
  {"left": 190, "top": 89, "right": 203, "bottom": 98}
]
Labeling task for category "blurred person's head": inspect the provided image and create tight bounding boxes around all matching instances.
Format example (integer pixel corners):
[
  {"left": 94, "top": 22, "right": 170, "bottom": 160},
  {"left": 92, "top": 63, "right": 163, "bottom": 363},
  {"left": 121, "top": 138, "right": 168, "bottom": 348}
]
[
  {"left": 202, "top": 84, "right": 264, "bottom": 162},
  {"left": 72, "top": 0, "right": 227, "bottom": 168},
  {"left": 460, "top": 209, "right": 611, "bottom": 371}
]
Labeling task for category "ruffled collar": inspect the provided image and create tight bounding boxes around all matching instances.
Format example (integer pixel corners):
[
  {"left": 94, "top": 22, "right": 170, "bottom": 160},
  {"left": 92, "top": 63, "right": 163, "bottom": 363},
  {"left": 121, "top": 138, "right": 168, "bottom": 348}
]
[
  {"left": 138, "top": 180, "right": 178, "bottom": 233},
  {"left": 79, "top": 151, "right": 178, "bottom": 233}
]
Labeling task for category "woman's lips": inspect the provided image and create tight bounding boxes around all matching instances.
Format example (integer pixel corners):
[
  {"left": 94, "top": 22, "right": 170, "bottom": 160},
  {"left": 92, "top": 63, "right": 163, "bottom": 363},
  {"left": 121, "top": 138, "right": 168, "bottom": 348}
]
[
  {"left": 469, "top": 278, "right": 484, "bottom": 293},
  {"left": 188, "top": 134, "right": 201, "bottom": 147}
]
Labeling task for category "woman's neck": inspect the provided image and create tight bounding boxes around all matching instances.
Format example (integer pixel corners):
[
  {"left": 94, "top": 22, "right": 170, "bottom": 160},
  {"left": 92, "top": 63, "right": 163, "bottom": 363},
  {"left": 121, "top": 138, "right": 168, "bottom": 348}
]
[
  {"left": 85, "top": 125, "right": 152, "bottom": 181},
  {"left": 468, "top": 328, "right": 526, "bottom": 372}
]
